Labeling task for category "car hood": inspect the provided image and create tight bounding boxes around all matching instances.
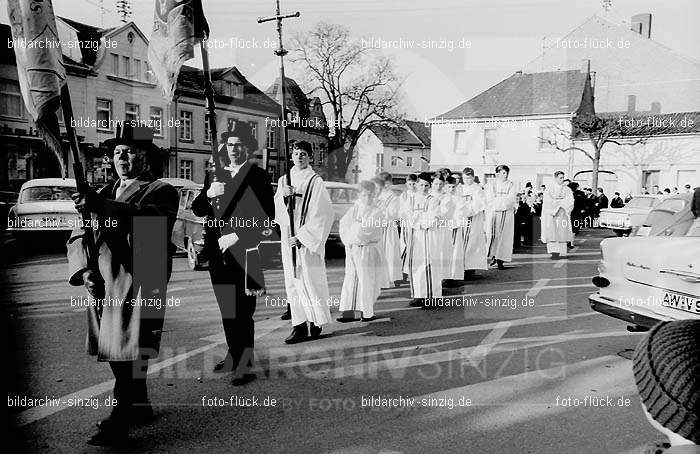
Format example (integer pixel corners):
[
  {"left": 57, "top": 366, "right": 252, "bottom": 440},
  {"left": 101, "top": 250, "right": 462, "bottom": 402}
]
[
  {"left": 13, "top": 201, "right": 78, "bottom": 215},
  {"left": 600, "top": 207, "right": 650, "bottom": 216}
]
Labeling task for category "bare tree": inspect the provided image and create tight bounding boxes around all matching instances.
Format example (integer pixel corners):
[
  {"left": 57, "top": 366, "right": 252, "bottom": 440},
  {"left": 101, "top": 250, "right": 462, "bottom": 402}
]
[
  {"left": 541, "top": 114, "right": 648, "bottom": 190},
  {"left": 292, "top": 22, "right": 404, "bottom": 181}
]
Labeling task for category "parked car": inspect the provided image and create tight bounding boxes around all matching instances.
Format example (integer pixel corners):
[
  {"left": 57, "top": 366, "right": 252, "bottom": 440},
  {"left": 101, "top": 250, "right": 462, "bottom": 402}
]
[
  {"left": 634, "top": 193, "right": 694, "bottom": 237},
  {"left": 326, "top": 182, "right": 359, "bottom": 242},
  {"left": 597, "top": 195, "right": 658, "bottom": 236},
  {"left": 0, "top": 190, "right": 19, "bottom": 229},
  {"left": 160, "top": 178, "right": 206, "bottom": 270},
  {"left": 7, "top": 178, "right": 80, "bottom": 240},
  {"left": 589, "top": 197, "right": 700, "bottom": 329}
]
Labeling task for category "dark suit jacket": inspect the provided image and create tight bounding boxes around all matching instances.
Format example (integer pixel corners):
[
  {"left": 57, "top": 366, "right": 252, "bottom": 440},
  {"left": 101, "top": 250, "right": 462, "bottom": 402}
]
[{"left": 192, "top": 162, "right": 275, "bottom": 285}]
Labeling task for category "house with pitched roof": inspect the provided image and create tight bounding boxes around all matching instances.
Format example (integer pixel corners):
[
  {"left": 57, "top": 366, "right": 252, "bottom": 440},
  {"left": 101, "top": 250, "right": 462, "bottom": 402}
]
[
  {"left": 173, "top": 65, "right": 281, "bottom": 183},
  {"left": 430, "top": 13, "right": 700, "bottom": 193},
  {"left": 349, "top": 120, "right": 431, "bottom": 184}
]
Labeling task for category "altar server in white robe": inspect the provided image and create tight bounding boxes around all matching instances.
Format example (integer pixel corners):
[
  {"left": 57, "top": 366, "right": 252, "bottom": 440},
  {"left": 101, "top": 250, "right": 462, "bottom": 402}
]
[
  {"left": 442, "top": 176, "right": 465, "bottom": 284},
  {"left": 460, "top": 167, "right": 488, "bottom": 277},
  {"left": 430, "top": 175, "right": 450, "bottom": 285},
  {"left": 485, "top": 164, "right": 518, "bottom": 270},
  {"left": 541, "top": 171, "right": 575, "bottom": 259},
  {"left": 274, "top": 141, "right": 334, "bottom": 344},
  {"left": 399, "top": 174, "right": 418, "bottom": 277},
  {"left": 408, "top": 172, "right": 442, "bottom": 308},
  {"left": 375, "top": 172, "right": 403, "bottom": 288},
  {"left": 337, "top": 180, "right": 384, "bottom": 322}
]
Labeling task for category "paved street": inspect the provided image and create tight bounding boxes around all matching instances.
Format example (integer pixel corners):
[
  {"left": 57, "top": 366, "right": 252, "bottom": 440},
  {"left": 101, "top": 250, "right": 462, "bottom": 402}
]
[{"left": 4, "top": 229, "right": 659, "bottom": 453}]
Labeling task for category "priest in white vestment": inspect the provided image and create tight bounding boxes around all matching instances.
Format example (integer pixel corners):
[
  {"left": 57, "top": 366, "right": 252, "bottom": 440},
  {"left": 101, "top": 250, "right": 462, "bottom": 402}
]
[
  {"left": 274, "top": 141, "right": 334, "bottom": 344},
  {"left": 541, "top": 171, "right": 574, "bottom": 258}
]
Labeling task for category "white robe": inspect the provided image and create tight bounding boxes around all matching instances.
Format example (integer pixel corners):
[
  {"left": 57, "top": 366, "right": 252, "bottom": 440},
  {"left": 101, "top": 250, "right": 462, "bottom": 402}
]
[
  {"left": 541, "top": 184, "right": 574, "bottom": 255},
  {"left": 274, "top": 166, "right": 333, "bottom": 326},
  {"left": 377, "top": 190, "right": 402, "bottom": 287},
  {"left": 439, "top": 193, "right": 463, "bottom": 280},
  {"left": 460, "top": 183, "right": 488, "bottom": 270},
  {"left": 408, "top": 193, "right": 442, "bottom": 299},
  {"left": 339, "top": 202, "right": 384, "bottom": 318},
  {"left": 485, "top": 180, "right": 517, "bottom": 262}
]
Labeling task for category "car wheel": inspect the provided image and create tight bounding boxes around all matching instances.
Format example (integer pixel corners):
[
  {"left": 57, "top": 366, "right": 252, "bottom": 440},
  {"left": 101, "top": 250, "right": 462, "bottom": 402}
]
[{"left": 186, "top": 239, "right": 202, "bottom": 270}]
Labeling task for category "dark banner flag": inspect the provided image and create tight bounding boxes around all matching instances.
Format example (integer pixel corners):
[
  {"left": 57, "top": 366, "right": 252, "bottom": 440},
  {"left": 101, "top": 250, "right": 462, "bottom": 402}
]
[
  {"left": 148, "top": 0, "right": 210, "bottom": 100},
  {"left": 6, "top": 0, "right": 67, "bottom": 177}
]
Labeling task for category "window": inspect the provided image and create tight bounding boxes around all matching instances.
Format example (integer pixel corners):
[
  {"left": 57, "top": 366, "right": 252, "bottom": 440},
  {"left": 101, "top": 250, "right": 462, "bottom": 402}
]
[
  {"left": 96, "top": 99, "right": 112, "bottom": 131},
  {"left": 144, "top": 61, "right": 152, "bottom": 82},
  {"left": 122, "top": 56, "right": 130, "bottom": 78},
  {"left": 453, "top": 130, "right": 467, "bottom": 154},
  {"left": 376, "top": 153, "right": 384, "bottom": 169},
  {"left": 391, "top": 156, "right": 401, "bottom": 166},
  {"left": 149, "top": 107, "right": 163, "bottom": 136},
  {"left": 179, "top": 159, "right": 193, "bottom": 180},
  {"left": 538, "top": 126, "right": 553, "bottom": 151},
  {"left": 204, "top": 114, "right": 211, "bottom": 143},
  {"left": 232, "top": 83, "right": 243, "bottom": 98},
  {"left": 406, "top": 157, "right": 413, "bottom": 167},
  {"left": 111, "top": 53, "right": 119, "bottom": 75},
  {"left": 226, "top": 117, "right": 237, "bottom": 132},
  {"left": 134, "top": 59, "right": 141, "bottom": 80},
  {"left": 484, "top": 128, "right": 497, "bottom": 152},
  {"left": 248, "top": 121, "right": 257, "bottom": 140},
  {"left": 125, "top": 103, "right": 140, "bottom": 123},
  {"left": 0, "top": 79, "right": 23, "bottom": 118},
  {"left": 179, "top": 111, "right": 192, "bottom": 141},
  {"left": 266, "top": 125, "right": 276, "bottom": 148}
]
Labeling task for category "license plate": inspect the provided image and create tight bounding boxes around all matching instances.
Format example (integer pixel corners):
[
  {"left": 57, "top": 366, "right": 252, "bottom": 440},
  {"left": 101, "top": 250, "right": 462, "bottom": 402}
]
[{"left": 662, "top": 291, "right": 700, "bottom": 315}]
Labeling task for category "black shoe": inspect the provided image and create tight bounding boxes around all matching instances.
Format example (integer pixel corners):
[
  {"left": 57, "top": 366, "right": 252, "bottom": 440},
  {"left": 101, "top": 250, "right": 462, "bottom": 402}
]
[
  {"left": 336, "top": 316, "right": 359, "bottom": 323},
  {"left": 496, "top": 260, "right": 505, "bottom": 270},
  {"left": 232, "top": 373, "right": 256, "bottom": 387},
  {"left": 394, "top": 280, "right": 403, "bottom": 287},
  {"left": 361, "top": 316, "right": 376, "bottom": 322},
  {"left": 463, "top": 270, "right": 475, "bottom": 280},
  {"left": 550, "top": 253, "right": 560, "bottom": 260},
  {"left": 284, "top": 323, "right": 309, "bottom": 344},
  {"left": 309, "top": 323, "right": 322, "bottom": 339},
  {"left": 97, "top": 404, "right": 154, "bottom": 430},
  {"left": 567, "top": 243, "right": 575, "bottom": 249},
  {"left": 421, "top": 300, "right": 437, "bottom": 310},
  {"left": 87, "top": 419, "right": 128, "bottom": 446},
  {"left": 280, "top": 306, "right": 291, "bottom": 320},
  {"left": 409, "top": 298, "right": 423, "bottom": 307},
  {"left": 213, "top": 357, "right": 234, "bottom": 373},
  {"left": 489, "top": 257, "right": 497, "bottom": 266}
]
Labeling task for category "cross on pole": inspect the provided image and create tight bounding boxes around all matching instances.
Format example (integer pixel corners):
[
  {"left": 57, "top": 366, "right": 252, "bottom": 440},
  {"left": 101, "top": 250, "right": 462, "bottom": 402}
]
[{"left": 258, "top": 0, "right": 300, "bottom": 273}]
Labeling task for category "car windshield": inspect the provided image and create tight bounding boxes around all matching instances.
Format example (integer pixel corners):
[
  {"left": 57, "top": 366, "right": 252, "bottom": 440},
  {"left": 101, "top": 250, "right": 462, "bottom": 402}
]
[
  {"left": 625, "top": 197, "right": 656, "bottom": 208},
  {"left": 19, "top": 186, "right": 74, "bottom": 202},
  {"left": 328, "top": 188, "right": 358, "bottom": 204}
]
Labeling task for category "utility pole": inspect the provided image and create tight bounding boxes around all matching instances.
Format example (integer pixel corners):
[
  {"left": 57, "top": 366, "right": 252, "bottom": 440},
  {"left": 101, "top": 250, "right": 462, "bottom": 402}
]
[{"left": 258, "top": 0, "right": 300, "bottom": 274}]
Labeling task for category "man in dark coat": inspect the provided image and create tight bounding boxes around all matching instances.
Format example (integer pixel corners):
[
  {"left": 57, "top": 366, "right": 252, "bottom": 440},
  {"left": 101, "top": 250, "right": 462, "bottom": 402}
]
[
  {"left": 610, "top": 192, "right": 624, "bottom": 208},
  {"left": 569, "top": 182, "right": 587, "bottom": 234},
  {"left": 68, "top": 124, "right": 178, "bottom": 445},
  {"left": 192, "top": 121, "right": 275, "bottom": 386}
]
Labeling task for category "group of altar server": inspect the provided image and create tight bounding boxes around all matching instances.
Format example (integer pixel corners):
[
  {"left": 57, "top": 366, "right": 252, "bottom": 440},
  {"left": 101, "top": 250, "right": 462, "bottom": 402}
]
[{"left": 275, "top": 154, "right": 575, "bottom": 341}]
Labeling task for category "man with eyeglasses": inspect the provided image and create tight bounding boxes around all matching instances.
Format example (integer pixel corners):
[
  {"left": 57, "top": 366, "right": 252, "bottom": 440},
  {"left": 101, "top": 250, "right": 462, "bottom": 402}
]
[{"left": 274, "top": 140, "right": 334, "bottom": 344}]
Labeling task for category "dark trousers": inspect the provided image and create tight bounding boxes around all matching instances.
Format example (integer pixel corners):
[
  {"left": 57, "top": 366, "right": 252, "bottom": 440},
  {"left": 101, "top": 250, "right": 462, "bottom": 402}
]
[
  {"left": 208, "top": 250, "right": 256, "bottom": 376},
  {"left": 109, "top": 360, "right": 148, "bottom": 422}
]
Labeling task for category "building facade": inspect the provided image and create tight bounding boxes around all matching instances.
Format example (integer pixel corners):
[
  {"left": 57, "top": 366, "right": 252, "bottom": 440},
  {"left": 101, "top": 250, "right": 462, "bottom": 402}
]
[{"left": 348, "top": 120, "right": 431, "bottom": 184}]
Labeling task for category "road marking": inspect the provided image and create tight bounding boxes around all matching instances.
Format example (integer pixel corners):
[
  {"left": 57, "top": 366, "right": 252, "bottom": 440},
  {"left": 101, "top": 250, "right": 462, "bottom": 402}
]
[
  {"left": 525, "top": 279, "right": 550, "bottom": 298},
  {"left": 466, "top": 321, "right": 511, "bottom": 369},
  {"left": 12, "top": 317, "right": 287, "bottom": 427}
]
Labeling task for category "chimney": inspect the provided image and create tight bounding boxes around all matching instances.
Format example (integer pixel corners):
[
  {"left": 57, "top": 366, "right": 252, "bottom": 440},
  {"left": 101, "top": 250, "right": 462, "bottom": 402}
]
[
  {"left": 650, "top": 102, "right": 661, "bottom": 114},
  {"left": 631, "top": 13, "right": 652, "bottom": 38},
  {"left": 627, "top": 95, "right": 636, "bottom": 114},
  {"left": 581, "top": 59, "right": 590, "bottom": 73}
]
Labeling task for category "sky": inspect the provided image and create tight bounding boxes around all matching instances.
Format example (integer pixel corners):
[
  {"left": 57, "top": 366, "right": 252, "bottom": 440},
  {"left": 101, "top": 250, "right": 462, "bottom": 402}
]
[{"left": 3, "top": 0, "right": 698, "bottom": 119}]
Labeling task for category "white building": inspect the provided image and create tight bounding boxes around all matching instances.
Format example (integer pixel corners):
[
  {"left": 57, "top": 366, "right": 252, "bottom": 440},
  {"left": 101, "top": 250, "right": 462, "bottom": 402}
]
[
  {"left": 348, "top": 120, "right": 431, "bottom": 184},
  {"left": 430, "top": 14, "right": 700, "bottom": 193}
]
